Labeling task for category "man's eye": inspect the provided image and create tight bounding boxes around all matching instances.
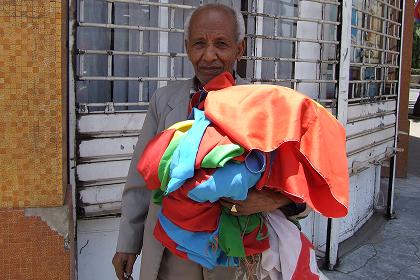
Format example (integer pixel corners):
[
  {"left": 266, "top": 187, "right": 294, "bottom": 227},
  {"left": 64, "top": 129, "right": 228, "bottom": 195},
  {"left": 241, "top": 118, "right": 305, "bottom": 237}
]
[
  {"left": 216, "top": 42, "right": 228, "bottom": 47},
  {"left": 193, "top": 42, "right": 205, "bottom": 47}
]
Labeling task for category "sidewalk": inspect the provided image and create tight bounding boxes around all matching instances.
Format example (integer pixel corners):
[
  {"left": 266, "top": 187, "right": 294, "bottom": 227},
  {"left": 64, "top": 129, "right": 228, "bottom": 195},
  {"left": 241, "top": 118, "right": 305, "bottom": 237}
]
[{"left": 323, "top": 120, "right": 420, "bottom": 280}]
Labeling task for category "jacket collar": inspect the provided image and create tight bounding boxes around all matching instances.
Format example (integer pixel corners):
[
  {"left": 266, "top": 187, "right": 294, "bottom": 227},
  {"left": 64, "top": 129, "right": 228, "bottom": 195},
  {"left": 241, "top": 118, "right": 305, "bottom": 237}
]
[
  {"left": 167, "top": 74, "right": 249, "bottom": 110},
  {"left": 167, "top": 78, "right": 195, "bottom": 109}
]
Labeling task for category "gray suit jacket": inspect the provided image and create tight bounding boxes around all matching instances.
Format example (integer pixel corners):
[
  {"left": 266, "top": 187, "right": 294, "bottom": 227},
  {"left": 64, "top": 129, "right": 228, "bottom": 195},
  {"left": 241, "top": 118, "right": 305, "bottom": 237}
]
[{"left": 117, "top": 77, "right": 249, "bottom": 279}]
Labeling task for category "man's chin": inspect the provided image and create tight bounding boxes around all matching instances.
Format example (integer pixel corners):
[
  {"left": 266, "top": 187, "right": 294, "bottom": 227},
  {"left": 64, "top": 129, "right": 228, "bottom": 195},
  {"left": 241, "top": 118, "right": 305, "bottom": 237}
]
[{"left": 197, "top": 71, "right": 224, "bottom": 85}]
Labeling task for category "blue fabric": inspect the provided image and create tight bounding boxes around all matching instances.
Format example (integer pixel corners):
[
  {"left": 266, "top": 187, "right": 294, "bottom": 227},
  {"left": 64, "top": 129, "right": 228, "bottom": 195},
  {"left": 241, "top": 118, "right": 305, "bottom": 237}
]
[
  {"left": 187, "top": 161, "right": 262, "bottom": 203},
  {"left": 166, "top": 109, "right": 210, "bottom": 194},
  {"left": 245, "top": 150, "right": 266, "bottom": 174},
  {"left": 158, "top": 211, "right": 238, "bottom": 269}
]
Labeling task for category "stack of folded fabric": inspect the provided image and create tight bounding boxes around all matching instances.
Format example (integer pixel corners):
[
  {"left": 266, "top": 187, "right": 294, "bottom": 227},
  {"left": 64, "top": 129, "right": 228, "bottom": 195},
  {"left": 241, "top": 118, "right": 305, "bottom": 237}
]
[{"left": 137, "top": 73, "right": 349, "bottom": 271}]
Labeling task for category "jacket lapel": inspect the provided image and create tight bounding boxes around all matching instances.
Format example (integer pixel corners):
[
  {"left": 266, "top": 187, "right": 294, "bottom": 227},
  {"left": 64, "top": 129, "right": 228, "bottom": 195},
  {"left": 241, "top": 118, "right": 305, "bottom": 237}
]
[
  {"left": 163, "top": 75, "right": 248, "bottom": 129},
  {"left": 164, "top": 79, "right": 194, "bottom": 128}
]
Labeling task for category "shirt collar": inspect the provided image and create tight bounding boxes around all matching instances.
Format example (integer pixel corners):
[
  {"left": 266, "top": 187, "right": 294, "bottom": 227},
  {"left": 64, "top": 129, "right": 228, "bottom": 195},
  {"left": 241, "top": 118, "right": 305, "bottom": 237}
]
[{"left": 192, "top": 71, "right": 237, "bottom": 93}]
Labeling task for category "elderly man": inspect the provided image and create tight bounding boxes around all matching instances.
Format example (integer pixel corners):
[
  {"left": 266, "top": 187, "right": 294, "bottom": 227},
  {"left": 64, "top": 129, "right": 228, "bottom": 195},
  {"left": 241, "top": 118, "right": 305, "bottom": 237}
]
[{"left": 113, "top": 4, "right": 307, "bottom": 280}]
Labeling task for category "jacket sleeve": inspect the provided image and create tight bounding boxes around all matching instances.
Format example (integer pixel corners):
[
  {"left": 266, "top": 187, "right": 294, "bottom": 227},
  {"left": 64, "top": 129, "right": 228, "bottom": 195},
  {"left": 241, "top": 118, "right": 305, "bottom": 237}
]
[{"left": 116, "top": 92, "right": 159, "bottom": 253}]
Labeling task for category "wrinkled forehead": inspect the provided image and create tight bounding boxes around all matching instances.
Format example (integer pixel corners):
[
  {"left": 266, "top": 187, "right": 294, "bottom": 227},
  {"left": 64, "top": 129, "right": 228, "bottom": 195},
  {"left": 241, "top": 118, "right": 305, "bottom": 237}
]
[{"left": 189, "top": 7, "right": 237, "bottom": 38}]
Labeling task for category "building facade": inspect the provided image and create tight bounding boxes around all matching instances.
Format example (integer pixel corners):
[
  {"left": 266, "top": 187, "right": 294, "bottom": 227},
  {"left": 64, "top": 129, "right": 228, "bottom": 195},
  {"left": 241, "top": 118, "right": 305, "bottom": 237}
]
[{"left": 0, "top": 0, "right": 414, "bottom": 279}]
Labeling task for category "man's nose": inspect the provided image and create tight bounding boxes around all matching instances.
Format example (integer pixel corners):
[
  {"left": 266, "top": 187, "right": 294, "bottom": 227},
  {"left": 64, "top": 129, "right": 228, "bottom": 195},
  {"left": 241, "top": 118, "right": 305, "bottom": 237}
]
[{"left": 202, "top": 45, "right": 218, "bottom": 63}]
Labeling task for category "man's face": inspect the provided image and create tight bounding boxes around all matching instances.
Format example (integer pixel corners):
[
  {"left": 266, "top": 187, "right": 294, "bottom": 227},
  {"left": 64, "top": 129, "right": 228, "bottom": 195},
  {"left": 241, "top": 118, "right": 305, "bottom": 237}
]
[{"left": 185, "top": 8, "right": 245, "bottom": 85}]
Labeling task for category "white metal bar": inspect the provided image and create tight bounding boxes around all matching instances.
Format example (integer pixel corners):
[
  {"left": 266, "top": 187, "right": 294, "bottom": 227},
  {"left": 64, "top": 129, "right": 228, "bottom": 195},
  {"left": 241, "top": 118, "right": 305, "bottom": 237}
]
[
  {"left": 106, "top": 0, "right": 195, "bottom": 9},
  {"left": 158, "top": 0, "right": 169, "bottom": 88},
  {"left": 293, "top": 1, "right": 300, "bottom": 90},
  {"left": 348, "top": 148, "right": 395, "bottom": 175},
  {"left": 319, "top": 2, "right": 326, "bottom": 100},
  {"left": 79, "top": 49, "right": 187, "bottom": 57},
  {"left": 79, "top": 184, "right": 124, "bottom": 205},
  {"left": 78, "top": 22, "right": 184, "bottom": 33},
  {"left": 77, "top": 113, "right": 146, "bottom": 135},
  {"left": 80, "top": 102, "right": 149, "bottom": 107},
  {"left": 139, "top": 31, "right": 144, "bottom": 52},
  {"left": 350, "top": 62, "right": 399, "bottom": 68},
  {"left": 139, "top": 81, "right": 144, "bottom": 102},
  {"left": 170, "top": 7, "right": 175, "bottom": 29},
  {"left": 250, "top": 78, "right": 337, "bottom": 83},
  {"left": 78, "top": 76, "right": 189, "bottom": 81},
  {"left": 247, "top": 34, "right": 339, "bottom": 45},
  {"left": 169, "top": 7, "right": 175, "bottom": 78},
  {"left": 107, "top": 2, "right": 113, "bottom": 76},
  {"left": 347, "top": 136, "right": 395, "bottom": 157},
  {"left": 326, "top": 0, "right": 352, "bottom": 270},
  {"left": 388, "top": 0, "right": 405, "bottom": 218},
  {"left": 274, "top": 17, "right": 278, "bottom": 80},
  {"left": 348, "top": 94, "right": 397, "bottom": 103},
  {"left": 301, "top": 0, "right": 340, "bottom": 5},
  {"left": 349, "top": 80, "right": 398, "bottom": 84},
  {"left": 242, "top": 12, "right": 340, "bottom": 25},
  {"left": 79, "top": 0, "right": 85, "bottom": 22},
  {"left": 79, "top": 49, "right": 339, "bottom": 64},
  {"left": 346, "top": 123, "right": 395, "bottom": 141},
  {"left": 107, "top": 55, "right": 112, "bottom": 77},
  {"left": 254, "top": 0, "right": 263, "bottom": 81},
  {"left": 79, "top": 53, "right": 85, "bottom": 77},
  {"left": 351, "top": 44, "right": 400, "bottom": 55},
  {"left": 351, "top": 25, "right": 400, "bottom": 40}
]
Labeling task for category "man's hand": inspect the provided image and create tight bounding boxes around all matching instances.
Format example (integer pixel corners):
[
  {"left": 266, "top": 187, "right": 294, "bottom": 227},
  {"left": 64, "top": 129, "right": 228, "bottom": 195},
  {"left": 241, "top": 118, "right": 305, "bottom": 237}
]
[
  {"left": 220, "top": 188, "right": 291, "bottom": 216},
  {"left": 112, "top": 252, "right": 137, "bottom": 280}
]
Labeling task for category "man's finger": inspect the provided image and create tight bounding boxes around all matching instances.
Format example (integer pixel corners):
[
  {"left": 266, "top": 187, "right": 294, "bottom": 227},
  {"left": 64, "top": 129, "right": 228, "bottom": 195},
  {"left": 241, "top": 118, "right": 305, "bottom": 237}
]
[
  {"left": 220, "top": 197, "right": 235, "bottom": 203},
  {"left": 124, "top": 254, "right": 136, "bottom": 276},
  {"left": 219, "top": 199, "right": 232, "bottom": 209}
]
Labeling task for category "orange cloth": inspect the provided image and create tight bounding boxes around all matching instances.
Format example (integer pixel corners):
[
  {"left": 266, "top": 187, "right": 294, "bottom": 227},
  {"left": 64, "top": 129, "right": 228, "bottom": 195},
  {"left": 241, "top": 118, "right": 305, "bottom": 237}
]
[{"left": 204, "top": 85, "right": 349, "bottom": 218}]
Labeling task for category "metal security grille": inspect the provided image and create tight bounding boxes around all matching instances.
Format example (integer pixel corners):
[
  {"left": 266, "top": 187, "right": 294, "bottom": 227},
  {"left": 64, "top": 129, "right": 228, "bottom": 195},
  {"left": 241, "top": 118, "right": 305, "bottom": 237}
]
[
  {"left": 76, "top": 0, "right": 196, "bottom": 114},
  {"left": 345, "top": 0, "right": 402, "bottom": 175},
  {"left": 241, "top": 0, "right": 340, "bottom": 108},
  {"left": 74, "top": 0, "right": 342, "bottom": 218},
  {"left": 76, "top": 0, "right": 341, "bottom": 115},
  {"left": 349, "top": 0, "right": 401, "bottom": 102}
]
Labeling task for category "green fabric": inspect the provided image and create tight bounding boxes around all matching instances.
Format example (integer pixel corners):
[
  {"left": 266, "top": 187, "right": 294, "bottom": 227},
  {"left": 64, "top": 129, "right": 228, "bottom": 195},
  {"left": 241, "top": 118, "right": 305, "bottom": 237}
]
[
  {"left": 218, "top": 207, "right": 263, "bottom": 257},
  {"left": 152, "top": 189, "right": 164, "bottom": 205},
  {"left": 201, "top": 144, "right": 244, "bottom": 168},
  {"left": 158, "top": 133, "right": 185, "bottom": 191}
]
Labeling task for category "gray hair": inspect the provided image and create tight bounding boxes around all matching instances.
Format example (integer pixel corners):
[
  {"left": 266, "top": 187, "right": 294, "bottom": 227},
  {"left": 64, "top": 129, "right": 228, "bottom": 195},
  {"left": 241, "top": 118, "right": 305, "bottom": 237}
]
[{"left": 184, "top": 4, "right": 245, "bottom": 43}]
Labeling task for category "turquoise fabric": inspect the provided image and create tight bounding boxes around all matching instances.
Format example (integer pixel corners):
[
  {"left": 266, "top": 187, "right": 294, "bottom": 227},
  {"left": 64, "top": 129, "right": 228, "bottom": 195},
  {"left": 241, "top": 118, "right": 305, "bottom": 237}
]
[
  {"left": 166, "top": 109, "right": 210, "bottom": 195},
  {"left": 187, "top": 162, "right": 261, "bottom": 203},
  {"left": 158, "top": 211, "right": 239, "bottom": 269}
]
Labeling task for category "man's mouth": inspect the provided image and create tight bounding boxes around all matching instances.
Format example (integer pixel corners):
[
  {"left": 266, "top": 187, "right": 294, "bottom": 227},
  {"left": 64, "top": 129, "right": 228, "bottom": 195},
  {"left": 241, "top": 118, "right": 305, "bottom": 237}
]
[{"left": 199, "top": 66, "right": 222, "bottom": 73}]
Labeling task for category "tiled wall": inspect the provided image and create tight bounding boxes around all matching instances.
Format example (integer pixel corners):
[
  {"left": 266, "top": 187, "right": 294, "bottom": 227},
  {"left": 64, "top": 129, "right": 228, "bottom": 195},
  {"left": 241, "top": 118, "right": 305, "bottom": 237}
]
[
  {"left": 0, "top": 209, "right": 70, "bottom": 280},
  {"left": 0, "top": 0, "right": 67, "bottom": 207}
]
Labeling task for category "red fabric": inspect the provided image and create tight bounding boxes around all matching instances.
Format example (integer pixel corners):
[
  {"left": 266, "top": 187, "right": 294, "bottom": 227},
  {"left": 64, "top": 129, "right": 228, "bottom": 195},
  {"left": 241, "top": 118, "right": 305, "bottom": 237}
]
[
  {"left": 291, "top": 233, "right": 319, "bottom": 280},
  {"left": 194, "top": 126, "right": 243, "bottom": 168},
  {"left": 154, "top": 220, "right": 189, "bottom": 260},
  {"left": 137, "top": 129, "right": 176, "bottom": 190},
  {"left": 415, "top": 0, "right": 420, "bottom": 21},
  {"left": 243, "top": 224, "right": 270, "bottom": 256},
  {"left": 188, "top": 72, "right": 235, "bottom": 115},
  {"left": 205, "top": 85, "right": 349, "bottom": 218},
  {"left": 162, "top": 169, "right": 220, "bottom": 233}
]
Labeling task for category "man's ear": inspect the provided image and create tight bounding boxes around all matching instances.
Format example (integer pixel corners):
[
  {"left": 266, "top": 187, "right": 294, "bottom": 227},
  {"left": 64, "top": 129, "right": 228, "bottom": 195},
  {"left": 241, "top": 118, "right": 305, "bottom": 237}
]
[
  {"left": 185, "top": 40, "right": 189, "bottom": 54},
  {"left": 237, "top": 40, "right": 246, "bottom": 60}
]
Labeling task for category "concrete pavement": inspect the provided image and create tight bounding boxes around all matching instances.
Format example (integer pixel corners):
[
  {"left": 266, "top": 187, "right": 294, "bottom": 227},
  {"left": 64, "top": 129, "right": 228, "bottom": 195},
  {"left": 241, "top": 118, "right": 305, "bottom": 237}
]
[{"left": 322, "top": 120, "right": 420, "bottom": 280}]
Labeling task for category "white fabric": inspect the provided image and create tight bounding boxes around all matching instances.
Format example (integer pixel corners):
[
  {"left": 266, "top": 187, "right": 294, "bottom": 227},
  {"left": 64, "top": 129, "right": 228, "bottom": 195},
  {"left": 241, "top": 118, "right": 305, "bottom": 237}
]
[{"left": 259, "top": 209, "right": 323, "bottom": 280}]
